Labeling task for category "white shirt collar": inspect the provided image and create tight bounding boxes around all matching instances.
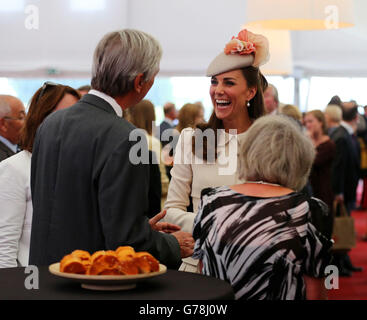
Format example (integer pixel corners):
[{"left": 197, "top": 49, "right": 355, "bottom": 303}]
[
  {"left": 164, "top": 117, "right": 175, "bottom": 126},
  {"left": 0, "top": 135, "right": 17, "bottom": 153},
  {"left": 88, "top": 89, "right": 123, "bottom": 118},
  {"left": 340, "top": 121, "right": 354, "bottom": 135}
]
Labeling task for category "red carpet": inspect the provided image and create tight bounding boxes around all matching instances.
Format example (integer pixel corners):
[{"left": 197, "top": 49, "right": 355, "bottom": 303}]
[{"left": 327, "top": 210, "right": 367, "bottom": 300}]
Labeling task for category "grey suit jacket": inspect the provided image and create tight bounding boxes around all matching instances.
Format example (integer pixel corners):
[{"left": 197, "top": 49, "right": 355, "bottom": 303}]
[
  {"left": 0, "top": 139, "right": 15, "bottom": 162},
  {"left": 29, "top": 94, "right": 181, "bottom": 268}
]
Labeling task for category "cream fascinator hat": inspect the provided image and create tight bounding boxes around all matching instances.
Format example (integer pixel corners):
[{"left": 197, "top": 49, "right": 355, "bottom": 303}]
[{"left": 206, "top": 29, "right": 270, "bottom": 77}]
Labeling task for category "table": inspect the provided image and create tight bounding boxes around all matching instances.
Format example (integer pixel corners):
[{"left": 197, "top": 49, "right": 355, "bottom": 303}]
[{"left": 0, "top": 266, "right": 234, "bottom": 300}]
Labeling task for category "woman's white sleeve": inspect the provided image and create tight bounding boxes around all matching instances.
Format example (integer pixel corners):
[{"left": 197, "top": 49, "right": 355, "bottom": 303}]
[
  {"left": 164, "top": 129, "right": 196, "bottom": 233},
  {"left": 0, "top": 161, "right": 26, "bottom": 268}
]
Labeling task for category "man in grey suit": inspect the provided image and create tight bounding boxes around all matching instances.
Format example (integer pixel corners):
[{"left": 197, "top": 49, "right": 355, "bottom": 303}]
[
  {"left": 0, "top": 95, "right": 25, "bottom": 162},
  {"left": 29, "top": 29, "right": 194, "bottom": 268}
]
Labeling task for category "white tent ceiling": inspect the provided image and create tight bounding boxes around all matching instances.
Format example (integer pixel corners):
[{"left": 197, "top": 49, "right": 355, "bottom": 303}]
[{"left": 0, "top": 0, "right": 366, "bottom": 78}]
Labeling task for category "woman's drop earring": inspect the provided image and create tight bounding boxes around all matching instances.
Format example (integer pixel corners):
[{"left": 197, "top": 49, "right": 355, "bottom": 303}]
[{"left": 247, "top": 101, "right": 250, "bottom": 108}]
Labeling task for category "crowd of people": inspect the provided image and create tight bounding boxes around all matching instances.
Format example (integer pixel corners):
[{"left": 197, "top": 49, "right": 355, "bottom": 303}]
[{"left": 0, "top": 27, "right": 364, "bottom": 300}]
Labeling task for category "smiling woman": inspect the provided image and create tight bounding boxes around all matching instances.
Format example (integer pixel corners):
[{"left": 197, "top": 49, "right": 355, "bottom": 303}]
[
  {"left": 210, "top": 71, "right": 255, "bottom": 126},
  {"left": 209, "top": 66, "right": 266, "bottom": 135},
  {"left": 163, "top": 29, "right": 270, "bottom": 273}
]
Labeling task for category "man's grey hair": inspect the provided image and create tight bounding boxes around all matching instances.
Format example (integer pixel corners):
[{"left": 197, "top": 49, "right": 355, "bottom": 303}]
[
  {"left": 238, "top": 115, "right": 315, "bottom": 191},
  {"left": 91, "top": 29, "right": 162, "bottom": 97},
  {"left": 0, "top": 97, "right": 11, "bottom": 118}
]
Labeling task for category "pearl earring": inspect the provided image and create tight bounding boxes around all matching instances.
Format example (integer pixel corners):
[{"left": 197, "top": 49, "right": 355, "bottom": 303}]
[{"left": 247, "top": 101, "right": 250, "bottom": 108}]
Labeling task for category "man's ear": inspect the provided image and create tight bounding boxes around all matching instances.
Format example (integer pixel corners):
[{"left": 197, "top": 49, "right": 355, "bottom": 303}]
[
  {"left": 0, "top": 118, "right": 7, "bottom": 133},
  {"left": 134, "top": 73, "right": 145, "bottom": 93}
]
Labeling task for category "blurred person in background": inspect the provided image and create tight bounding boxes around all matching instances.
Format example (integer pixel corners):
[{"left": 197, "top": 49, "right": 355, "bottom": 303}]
[
  {"left": 359, "top": 105, "right": 367, "bottom": 212},
  {"left": 324, "top": 104, "right": 342, "bottom": 136},
  {"left": 159, "top": 102, "right": 177, "bottom": 147},
  {"left": 175, "top": 103, "right": 205, "bottom": 133},
  {"left": 362, "top": 106, "right": 367, "bottom": 239},
  {"left": 281, "top": 105, "right": 312, "bottom": 196},
  {"left": 328, "top": 95, "right": 342, "bottom": 107},
  {"left": 304, "top": 110, "right": 335, "bottom": 239},
  {"left": 159, "top": 102, "right": 178, "bottom": 180},
  {"left": 0, "top": 83, "right": 80, "bottom": 268},
  {"left": 194, "top": 101, "right": 206, "bottom": 123},
  {"left": 162, "top": 102, "right": 205, "bottom": 181},
  {"left": 331, "top": 104, "right": 359, "bottom": 214},
  {"left": 263, "top": 83, "right": 279, "bottom": 115},
  {"left": 0, "top": 95, "right": 26, "bottom": 162},
  {"left": 280, "top": 104, "right": 303, "bottom": 128},
  {"left": 126, "top": 99, "right": 169, "bottom": 213},
  {"left": 330, "top": 104, "right": 362, "bottom": 275},
  {"left": 344, "top": 100, "right": 366, "bottom": 136}
]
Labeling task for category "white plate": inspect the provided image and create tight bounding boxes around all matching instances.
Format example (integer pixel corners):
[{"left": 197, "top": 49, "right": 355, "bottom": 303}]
[{"left": 49, "top": 263, "right": 167, "bottom": 291}]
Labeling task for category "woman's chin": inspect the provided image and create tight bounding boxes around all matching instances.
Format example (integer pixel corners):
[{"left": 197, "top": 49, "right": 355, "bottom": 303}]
[{"left": 215, "top": 106, "right": 233, "bottom": 120}]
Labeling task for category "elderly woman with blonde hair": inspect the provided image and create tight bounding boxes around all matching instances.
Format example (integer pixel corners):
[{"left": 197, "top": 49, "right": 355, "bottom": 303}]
[{"left": 193, "top": 115, "right": 333, "bottom": 300}]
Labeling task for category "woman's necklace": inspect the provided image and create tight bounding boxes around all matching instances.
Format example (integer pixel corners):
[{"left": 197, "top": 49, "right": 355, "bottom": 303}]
[{"left": 245, "top": 180, "right": 282, "bottom": 187}]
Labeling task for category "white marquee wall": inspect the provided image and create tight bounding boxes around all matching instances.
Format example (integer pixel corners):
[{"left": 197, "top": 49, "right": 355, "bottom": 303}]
[{"left": 0, "top": 0, "right": 366, "bottom": 78}]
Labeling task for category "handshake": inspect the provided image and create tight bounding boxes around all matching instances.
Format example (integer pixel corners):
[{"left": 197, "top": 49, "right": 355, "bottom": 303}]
[{"left": 149, "top": 210, "right": 195, "bottom": 258}]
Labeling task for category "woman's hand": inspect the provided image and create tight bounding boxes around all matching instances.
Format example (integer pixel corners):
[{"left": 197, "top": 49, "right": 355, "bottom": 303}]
[{"left": 149, "top": 209, "right": 181, "bottom": 233}]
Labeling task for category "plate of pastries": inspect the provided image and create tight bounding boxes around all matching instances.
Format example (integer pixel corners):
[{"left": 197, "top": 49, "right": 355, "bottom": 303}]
[{"left": 48, "top": 246, "right": 167, "bottom": 290}]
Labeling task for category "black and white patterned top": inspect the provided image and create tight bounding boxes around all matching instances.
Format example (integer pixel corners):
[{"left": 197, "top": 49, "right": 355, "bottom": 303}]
[{"left": 193, "top": 186, "right": 333, "bottom": 300}]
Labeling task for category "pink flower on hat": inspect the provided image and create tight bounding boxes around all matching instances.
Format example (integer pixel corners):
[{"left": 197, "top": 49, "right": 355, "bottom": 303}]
[
  {"left": 224, "top": 38, "right": 255, "bottom": 55},
  {"left": 224, "top": 29, "right": 255, "bottom": 56},
  {"left": 223, "top": 29, "right": 270, "bottom": 67}
]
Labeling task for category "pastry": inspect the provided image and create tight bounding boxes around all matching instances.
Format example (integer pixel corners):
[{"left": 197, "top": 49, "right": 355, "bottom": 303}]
[
  {"left": 134, "top": 252, "right": 160, "bottom": 273},
  {"left": 115, "top": 246, "right": 135, "bottom": 258},
  {"left": 60, "top": 254, "right": 88, "bottom": 274},
  {"left": 87, "top": 250, "right": 121, "bottom": 275},
  {"left": 71, "top": 250, "right": 91, "bottom": 267},
  {"left": 59, "top": 247, "right": 160, "bottom": 275}
]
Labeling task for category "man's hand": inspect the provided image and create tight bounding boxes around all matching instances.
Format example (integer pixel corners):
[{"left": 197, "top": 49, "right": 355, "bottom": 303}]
[
  {"left": 171, "top": 231, "right": 195, "bottom": 258},
  {"left": 149, "top": 210, "right": 181, "bottom": 233}
]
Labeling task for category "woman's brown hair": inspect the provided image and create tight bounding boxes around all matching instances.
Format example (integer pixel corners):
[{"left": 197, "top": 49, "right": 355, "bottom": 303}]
[
  {"left": 306, "top": 109, "right": 328, "bottom": 135},
  {"left": 193, "top": 66, "right": 267, "bottom": 160},
  {"left": 176, "top": 103, "right": 203, "bottom": 133},
  {"left": 19, "top": 84, "right": 81, "bottom": 153},
  {"left": 126, "top": 99, "right": 156, "bottom": 135}
]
